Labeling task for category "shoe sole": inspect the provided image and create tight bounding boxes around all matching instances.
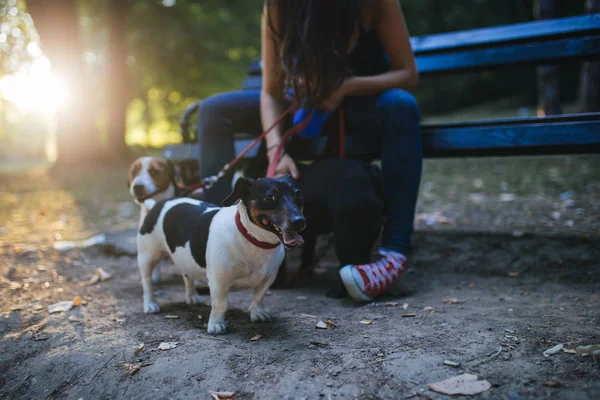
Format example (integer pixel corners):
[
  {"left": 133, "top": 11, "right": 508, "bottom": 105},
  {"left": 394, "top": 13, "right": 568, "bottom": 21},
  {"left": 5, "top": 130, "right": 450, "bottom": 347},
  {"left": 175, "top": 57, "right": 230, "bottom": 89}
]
[{"left": 339, "top": 265, "right": 373, "bottom": 302}]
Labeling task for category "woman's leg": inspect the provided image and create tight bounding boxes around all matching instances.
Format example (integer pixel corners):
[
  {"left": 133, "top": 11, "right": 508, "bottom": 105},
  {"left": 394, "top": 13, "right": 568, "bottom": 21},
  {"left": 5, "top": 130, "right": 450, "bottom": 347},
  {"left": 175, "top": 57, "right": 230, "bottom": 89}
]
[
  {"left": 376, "top": 89, "right": 422, "bottom": 254},
  {"left": 197, "top": 90, "right": 262, "bottom": 205},
  {"left": 339, "top": 89, "right": 422, "bottom": 301}
]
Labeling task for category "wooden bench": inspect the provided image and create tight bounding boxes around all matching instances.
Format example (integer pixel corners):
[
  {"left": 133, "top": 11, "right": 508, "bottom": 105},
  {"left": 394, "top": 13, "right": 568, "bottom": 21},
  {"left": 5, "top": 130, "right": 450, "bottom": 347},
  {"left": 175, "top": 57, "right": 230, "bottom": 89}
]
[{"left": 164, "top": 14, "right": 600, "bottom": 184}]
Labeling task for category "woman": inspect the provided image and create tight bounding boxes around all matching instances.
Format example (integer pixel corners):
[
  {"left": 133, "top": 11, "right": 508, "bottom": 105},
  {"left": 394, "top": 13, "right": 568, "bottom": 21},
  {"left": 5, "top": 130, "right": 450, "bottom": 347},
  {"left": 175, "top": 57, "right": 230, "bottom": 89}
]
[{"left": 197, "top": 0, "right": 422, "bottom": 302}]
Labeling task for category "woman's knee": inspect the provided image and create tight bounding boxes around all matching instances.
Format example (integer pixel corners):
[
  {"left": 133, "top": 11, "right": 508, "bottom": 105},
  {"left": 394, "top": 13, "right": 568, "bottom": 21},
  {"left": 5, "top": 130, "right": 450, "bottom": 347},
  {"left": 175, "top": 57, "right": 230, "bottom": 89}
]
[
  {"left": 198, "top": 91, "right": 239, "bottom": 121},
  {"left": 376, "top": 89, "right": 420, "bottom": 121}
]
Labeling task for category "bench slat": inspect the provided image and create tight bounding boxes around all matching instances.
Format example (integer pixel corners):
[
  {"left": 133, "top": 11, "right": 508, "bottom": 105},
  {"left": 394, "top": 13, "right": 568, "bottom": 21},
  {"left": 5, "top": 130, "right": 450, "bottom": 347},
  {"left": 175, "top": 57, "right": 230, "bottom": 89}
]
[
  {"left": 417, "top": 35, "right": 600, "bottom": 74},
  {"left": 411, "top": 14, "right": 600, "bottom": 54},
  {"left": 421, "top": 119, "right": 600, "bottom": 157}
]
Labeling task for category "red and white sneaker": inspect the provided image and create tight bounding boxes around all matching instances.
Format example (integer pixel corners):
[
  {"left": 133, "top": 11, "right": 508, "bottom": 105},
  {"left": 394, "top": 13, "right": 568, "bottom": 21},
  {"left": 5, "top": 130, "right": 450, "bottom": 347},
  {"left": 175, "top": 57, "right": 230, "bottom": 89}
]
[{"left": 339, "top": 249, "right": 407, "bottom": 301}]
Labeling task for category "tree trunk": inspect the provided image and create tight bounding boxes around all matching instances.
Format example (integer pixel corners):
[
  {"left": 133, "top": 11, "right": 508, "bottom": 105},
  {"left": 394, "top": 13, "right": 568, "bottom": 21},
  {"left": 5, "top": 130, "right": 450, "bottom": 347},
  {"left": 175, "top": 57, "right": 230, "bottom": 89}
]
[
  {"left": 534, "top": 0, "right": 561, "bottom": 116},
  {"left": 26, "top": 0, "right": 99, "bottom": 165},
  {"left": 579, "top": 0, "right": 600, "bottom": 113},
  {"left": 106, "top": 0, "right": 131, "bottom": 159}
]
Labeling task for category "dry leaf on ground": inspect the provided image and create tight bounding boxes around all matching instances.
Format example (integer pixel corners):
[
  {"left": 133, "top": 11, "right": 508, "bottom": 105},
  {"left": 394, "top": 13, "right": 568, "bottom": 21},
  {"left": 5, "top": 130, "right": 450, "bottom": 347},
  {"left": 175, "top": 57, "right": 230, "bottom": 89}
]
[
  {"left": 443, "top": 298, "right": 465, "bottom": 304},
  {"left": 310, "top": 341, "right": 328, "bottom": 347},
  {"left": 401, "top": 303, "right": 409, "bottom": 310},
  {"left": 209, "top": 391, "right": 235, "bottom": 399},
  {"left": 443, "top": 360, "right": 460, "bottom": 367},
  {"left": 134, "top": 343, "right": 144, "bottom": 355},
  {"left": 360, "top": 320, "right": 373, "bottom": 325},
  {"left": 124, "top": 362, "right": 152, "bottom": 377},
  {"left": 324, "top": 320, "right": 337, "bottom": 328},
  {"left": 48, "top": 296, "right": 80, "bottom": 313},
  {"left": 544, "top": 381, "right": 561, "bottom": 388},
  {"left": 423, "top": 306, "right": 435, "bottom": 312},
  {"left": 80, "top": 268, "right": 112, "bottom": 286},
  {"left": 429, "top": 373, "right": 491, "bottom": 396},
  {"left": 158, "top": 342, "right": 178, "bottom": 350},
  {"left": 315, "top": 321, "right": 328, "bottom": 329},
  {"left": 543, "top": 344, "right": 563, "bottom": 357},
  {"left": 250, "top": 335, "right": 262, "bottom": 341}
]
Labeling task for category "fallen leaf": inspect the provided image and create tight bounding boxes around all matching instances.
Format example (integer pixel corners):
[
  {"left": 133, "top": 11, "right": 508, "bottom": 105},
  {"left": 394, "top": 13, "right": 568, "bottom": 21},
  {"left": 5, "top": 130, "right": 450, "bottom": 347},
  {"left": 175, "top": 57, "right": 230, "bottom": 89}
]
[
  {"left": 360, "top": 320, "right": 373, "bottom": 325},
  {"left": 250, "top": 335, "right": 262, "bottom": 341},
  {"left": 300, "top": 314, "right": 317, "bottom": 319},
  {"left": 443, "top": 298, "right": 465, "bottom": 304},
  {"left": 68, "top": 315, "right": 83, "bottom": 323},
  {"left": 209, "top": 391, "right": 235, "bottom": 400},
  {"left": 134, "top": 343, "right": 144, "bottom": 355},
  {"left": 443, "top": 360, "right": 460, "bottom": 367},
  {"left": 165, "top": 315, "right": 179, "bottom": 319},
  {"left": 158, "top": 342, "right": 178, "bottom": 350},
  {"left": 310, "top": 341, "right": 329, "bottom": 347},
  {"left": 508, "top": 272, "right": 520, "bottom": 277},
  {"left": 124, "top": 361, "right": 152, "bottom": 377},
  {"left": 544, "top": 381, "right": 561, "bottom": 388},
  {"left": 423, "top": 306, "right": 435, "bottom": 312},
  {"left": 384, "top": 302, "right": 399, "bottom": 307},
  {"left": 324, "top": 320, "right": 337, "bottom": 328},
  {"left": 73, "top": 296, "right": 81, "bottom": 307},
  {"left": 575, "top": 344, "right": 600, "bottom": 356},
  {"left": 10, "top": 304, "right": 25, "bottom": 311},
  {"left": 315, "top": 321, "right": 328, "bottom": 329},
  {"left": 543, "top": 344, "right": 563, "bottom": 357},
  {"left": 80, "top": 268, "right": 112, "bottom": 286},
  {"left": 429, "top": 373, "right": 491, "bottom": 396},
  {"left": 402, "top": 314, "right": 416, "bottom": 318},
  {"left": 48, "top": 299, "right": 76, "bottom": 313},
  {"left": 401, "top": 303, "right": 409, "bottom": 310},
  {"left": 562, "top": 348, "right": 577, "bottom": 354}
]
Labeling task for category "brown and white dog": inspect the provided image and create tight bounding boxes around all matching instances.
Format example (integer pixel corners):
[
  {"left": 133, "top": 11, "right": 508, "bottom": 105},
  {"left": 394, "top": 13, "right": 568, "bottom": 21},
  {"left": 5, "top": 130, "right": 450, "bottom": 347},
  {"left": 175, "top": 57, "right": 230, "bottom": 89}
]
[{"left": 128, "top": 156, "right": 179, "bottom": 283}]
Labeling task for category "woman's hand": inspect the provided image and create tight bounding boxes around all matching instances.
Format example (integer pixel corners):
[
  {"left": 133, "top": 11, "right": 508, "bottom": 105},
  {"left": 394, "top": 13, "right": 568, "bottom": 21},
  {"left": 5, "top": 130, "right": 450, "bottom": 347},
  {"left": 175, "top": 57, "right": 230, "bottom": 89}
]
[
  {"left": 268, "top": 148, "right": 300, "bottom": 179},
  {"left": 320, "top": 79, "right": 350, "bottom": 111}
]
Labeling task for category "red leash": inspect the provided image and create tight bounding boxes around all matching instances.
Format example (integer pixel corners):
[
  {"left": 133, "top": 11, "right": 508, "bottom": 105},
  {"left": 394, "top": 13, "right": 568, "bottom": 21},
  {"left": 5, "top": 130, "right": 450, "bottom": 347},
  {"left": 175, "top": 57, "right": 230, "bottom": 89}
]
[{"left": 183, "top": 101, "right": 346, "bottom": 194}]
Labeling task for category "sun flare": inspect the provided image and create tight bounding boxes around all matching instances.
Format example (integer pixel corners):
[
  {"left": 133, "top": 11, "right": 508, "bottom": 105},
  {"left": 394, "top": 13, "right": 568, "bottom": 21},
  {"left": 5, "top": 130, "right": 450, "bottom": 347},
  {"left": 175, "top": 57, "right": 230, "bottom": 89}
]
[{"left": 0, "top": 57, "right": 67, "bottom": 114}]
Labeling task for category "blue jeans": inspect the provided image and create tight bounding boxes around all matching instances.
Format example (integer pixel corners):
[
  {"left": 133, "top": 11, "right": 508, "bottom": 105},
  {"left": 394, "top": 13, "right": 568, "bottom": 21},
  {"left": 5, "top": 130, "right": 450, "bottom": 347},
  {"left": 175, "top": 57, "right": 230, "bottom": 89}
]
[{"left": 197, "top": 89, "right": 422, "bottom": 254}]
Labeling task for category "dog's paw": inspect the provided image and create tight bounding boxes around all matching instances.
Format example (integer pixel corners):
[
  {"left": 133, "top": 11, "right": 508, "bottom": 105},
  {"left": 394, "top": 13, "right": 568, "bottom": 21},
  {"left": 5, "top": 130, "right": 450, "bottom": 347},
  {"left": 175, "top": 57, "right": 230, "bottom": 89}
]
[
  {"left": 207, "top": 321, "right": 227, "bottom": 335},
  {"left": 144, "top": 301, "right": 160, "bottom": 314},
  {"left": 186, "top": 293, "right": 203, "bottom": 305},
  {"left": 250, "top": 308, "right": 272, "bottom": 323},
  {"left": 151, "top": 269, "right": 161, "bottom": 284}
]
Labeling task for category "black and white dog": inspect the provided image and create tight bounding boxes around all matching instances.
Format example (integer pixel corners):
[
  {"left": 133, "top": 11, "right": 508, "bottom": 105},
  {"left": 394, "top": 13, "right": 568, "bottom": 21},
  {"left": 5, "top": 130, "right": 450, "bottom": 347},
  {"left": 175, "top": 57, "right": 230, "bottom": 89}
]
[{"left": 137, "top": 175, "right": 305, "bottom": 334}]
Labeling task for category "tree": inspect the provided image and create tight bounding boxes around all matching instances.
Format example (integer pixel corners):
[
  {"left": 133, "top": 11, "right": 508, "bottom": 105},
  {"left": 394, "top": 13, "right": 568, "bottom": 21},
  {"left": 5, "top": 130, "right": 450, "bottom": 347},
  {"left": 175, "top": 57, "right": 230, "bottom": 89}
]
[
  {"left": 534, "top": 0, "right": 561, "bottom": 116},
  {"left": 106, "top": 0, "right": 131, "bottom": 158},
  {"left": 26, "top": 0, "right": 100, "bottom": 165},
  {"left": 579, "top": 0, "right": 600, "bottom": 112}
]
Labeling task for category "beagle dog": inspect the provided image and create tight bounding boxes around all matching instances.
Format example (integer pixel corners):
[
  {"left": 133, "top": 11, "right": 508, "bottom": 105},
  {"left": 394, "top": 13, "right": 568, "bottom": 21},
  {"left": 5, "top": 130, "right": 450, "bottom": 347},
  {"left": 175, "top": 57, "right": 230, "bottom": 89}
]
[
  {"left": 136, "top": 175, "right": 305, "bottom": 334},
  {"left": 128, "top": 157, "right": 180, "bottom": 283}
]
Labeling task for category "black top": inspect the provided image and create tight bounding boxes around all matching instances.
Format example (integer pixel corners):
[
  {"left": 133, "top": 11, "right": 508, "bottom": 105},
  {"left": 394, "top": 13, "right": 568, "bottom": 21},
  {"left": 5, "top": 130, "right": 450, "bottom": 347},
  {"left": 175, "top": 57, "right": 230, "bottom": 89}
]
[{"left": 347, "top": 26, "right": 390, "bottom": 77}]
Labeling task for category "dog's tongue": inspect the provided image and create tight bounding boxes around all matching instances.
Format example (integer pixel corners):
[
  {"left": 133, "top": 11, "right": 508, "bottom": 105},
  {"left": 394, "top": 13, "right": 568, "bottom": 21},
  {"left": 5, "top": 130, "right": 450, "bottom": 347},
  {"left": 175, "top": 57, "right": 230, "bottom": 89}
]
[{"left": 282, "top": 230, "right": 304, "bottom": 246}]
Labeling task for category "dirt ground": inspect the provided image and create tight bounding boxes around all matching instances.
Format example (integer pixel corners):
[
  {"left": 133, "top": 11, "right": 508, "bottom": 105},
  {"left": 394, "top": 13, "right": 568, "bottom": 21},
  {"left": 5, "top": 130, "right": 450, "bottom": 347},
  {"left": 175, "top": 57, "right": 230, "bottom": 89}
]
[{"left": 1, "top": 156, "right": 599, "bottom": 400}]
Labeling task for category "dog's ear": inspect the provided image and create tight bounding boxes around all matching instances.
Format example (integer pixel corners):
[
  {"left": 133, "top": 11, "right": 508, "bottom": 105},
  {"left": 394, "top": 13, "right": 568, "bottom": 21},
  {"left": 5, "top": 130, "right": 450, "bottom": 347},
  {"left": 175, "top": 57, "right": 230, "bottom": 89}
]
[{"left": 222, "top": 177, "right": 254, "bottom": 207}]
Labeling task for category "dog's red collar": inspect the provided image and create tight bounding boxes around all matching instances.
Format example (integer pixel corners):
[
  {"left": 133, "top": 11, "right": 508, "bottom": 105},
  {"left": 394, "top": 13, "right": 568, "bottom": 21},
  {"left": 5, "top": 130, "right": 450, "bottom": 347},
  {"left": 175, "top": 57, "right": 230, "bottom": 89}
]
[{"left": 235, "top": 211, "right": 280, "bottom": 250}]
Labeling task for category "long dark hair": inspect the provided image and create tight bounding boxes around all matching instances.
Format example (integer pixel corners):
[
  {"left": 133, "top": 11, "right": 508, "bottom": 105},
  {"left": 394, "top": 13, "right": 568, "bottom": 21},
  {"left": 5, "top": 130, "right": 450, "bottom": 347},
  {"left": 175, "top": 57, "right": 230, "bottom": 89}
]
[{"left": 266, "top": 0, "right": 362, "bottom": 107}]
